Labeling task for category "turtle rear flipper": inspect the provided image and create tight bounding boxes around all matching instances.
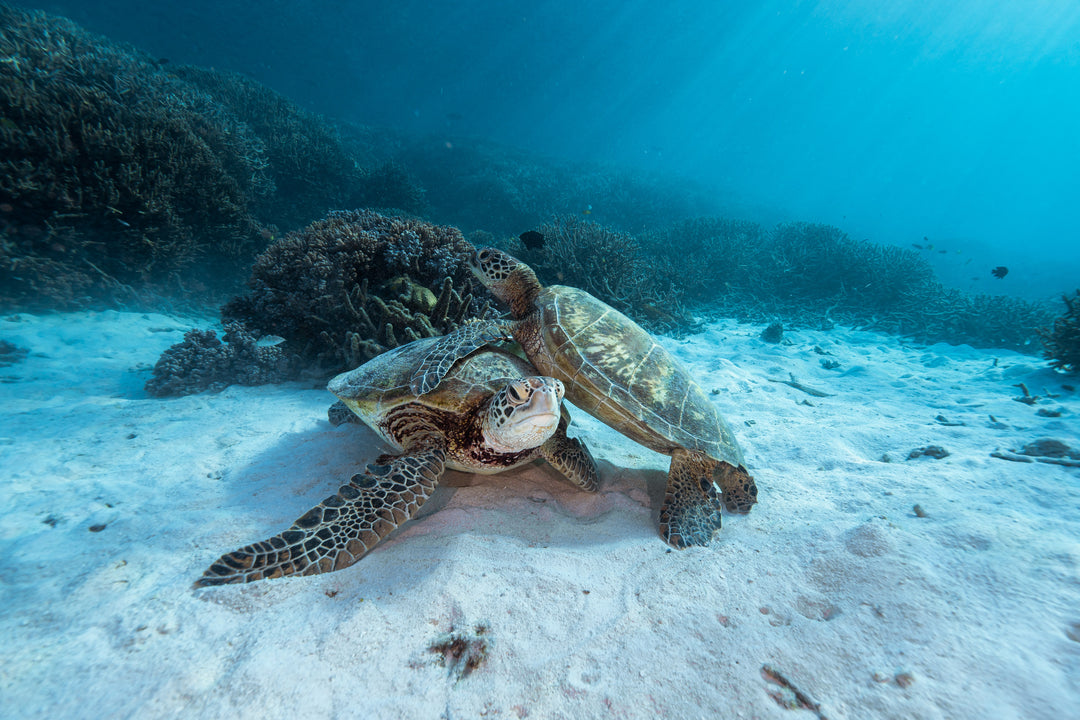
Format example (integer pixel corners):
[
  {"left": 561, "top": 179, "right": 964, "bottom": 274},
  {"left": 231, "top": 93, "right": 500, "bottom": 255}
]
[
  {"left": 539, "top": 418, "right": 600, "bottom": 493},
  {"left": 194, "top": 440, "right": 447, "bottom": 587},
  {"left": 658, "top": 449, "right": 723, "bottom": 549},
  {"left": 410, "top": 320, "right": 515, "bottom": 395}
]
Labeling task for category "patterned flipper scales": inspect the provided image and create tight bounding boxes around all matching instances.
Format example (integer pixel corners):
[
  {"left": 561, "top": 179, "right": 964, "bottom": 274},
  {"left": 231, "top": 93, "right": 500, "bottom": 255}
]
[
  {"left": 194, "top": 440, "right": 446, "bottom": 587},
  {"left": 410, "top": 320, "right": 516, "bottom": 395},
  {"left": 658, "top": 448, "right": 724, "bottom": 549},
  {"left": 539, "top": 421, "right": 600, "bottom": 493}
]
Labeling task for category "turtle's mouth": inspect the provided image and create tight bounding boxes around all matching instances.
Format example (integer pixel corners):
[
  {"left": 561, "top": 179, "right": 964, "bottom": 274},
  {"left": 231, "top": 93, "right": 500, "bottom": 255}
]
[{"left": 509, "top": 410, "right": 560, "bottom": 434}]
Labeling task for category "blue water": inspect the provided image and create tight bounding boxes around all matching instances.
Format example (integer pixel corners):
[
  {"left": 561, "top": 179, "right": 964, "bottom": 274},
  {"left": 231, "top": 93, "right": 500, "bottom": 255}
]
[{"left": 26, "top": 0, "right": 1080, "bottom": 299}]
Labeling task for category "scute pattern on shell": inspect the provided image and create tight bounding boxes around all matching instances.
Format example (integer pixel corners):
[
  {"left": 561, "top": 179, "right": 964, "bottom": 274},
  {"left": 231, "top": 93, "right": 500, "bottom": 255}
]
[
  {"left": 537, "top": 285, "right": 744, "bottom": 465},
  {"left": 329, "top": 337, "right": 533, "bottom": 424}
]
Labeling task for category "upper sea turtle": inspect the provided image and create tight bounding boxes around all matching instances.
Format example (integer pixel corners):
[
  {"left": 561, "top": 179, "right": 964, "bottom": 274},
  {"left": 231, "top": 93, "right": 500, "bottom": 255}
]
[
  {"left": 195, "top": 337, "right": 598, "bottom": 586},
  {"left": 411, "top": 247, "right": 756, "bottom": 548}
]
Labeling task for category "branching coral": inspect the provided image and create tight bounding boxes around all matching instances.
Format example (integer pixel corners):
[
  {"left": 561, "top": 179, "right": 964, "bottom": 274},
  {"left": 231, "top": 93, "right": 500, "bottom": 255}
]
[
  {"left": 145, "top": 323, "right": 299, "bottom": 397},
  {"left": 760, "top": 222, "right": 936, "bottom": 306},
  {"left": 1039, "top": 291, "right": 1080, "bottom": 373},
  {"left": 221, "top": 210, "right": 490, "bottom": 370},
  {"left": 639, "top": 217, "right": 767, "bottom": 304},
  {"left": 634, "top": 216, "right": 1052, "bottom": 351},
  {"left": 0, "top": 6, "right": 395, "bottom": 310},
  {"left": 168, "top": 66, "right": 427, "bottom": 228},
  {"left": 0, "top": 5, "right": 269, "bottom": 307},
  {"left": 512, "top": 215, "right": 692, "bottom": 333}
]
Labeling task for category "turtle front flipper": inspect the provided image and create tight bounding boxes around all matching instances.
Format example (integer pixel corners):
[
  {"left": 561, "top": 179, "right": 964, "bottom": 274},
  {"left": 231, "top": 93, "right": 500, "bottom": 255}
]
[
  {"left": 658, "top": 449, "right": 723, "bottom": 549},
  {"left": 194, "top": 440, "right": 447, "bottom": 587},
  {"left": 539, "top": 418, "right": 600, "bottom": 492},
  {"left": 410, "top": 320, "right": 516, "bottom": 395},
  {"left": 716, "top": 463, "right": 758, "bottom": 514}
]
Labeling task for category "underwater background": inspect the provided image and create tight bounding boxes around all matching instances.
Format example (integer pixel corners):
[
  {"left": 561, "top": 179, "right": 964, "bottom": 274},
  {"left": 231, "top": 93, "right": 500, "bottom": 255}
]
[
  {"left": 10, "top": 0, "right": 1080, "bottom": 304},
  {"left": 4, "top": 4, "right": 1080, "bottom": 718}
]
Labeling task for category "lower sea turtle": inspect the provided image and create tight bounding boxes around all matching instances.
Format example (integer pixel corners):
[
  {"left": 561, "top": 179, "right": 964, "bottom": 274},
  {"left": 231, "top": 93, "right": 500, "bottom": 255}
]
[
  {"left": 411, "top": 247, "right": 757, "bottom": 548},
  {"left": 195, "top": 337, "right": 598, "bottom": 586}
]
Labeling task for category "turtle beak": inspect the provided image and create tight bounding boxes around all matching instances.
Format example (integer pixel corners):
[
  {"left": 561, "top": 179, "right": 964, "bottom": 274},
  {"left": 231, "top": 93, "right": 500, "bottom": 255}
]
[{"left": 510, "top": 378, "right": 562, "bottom": 432}]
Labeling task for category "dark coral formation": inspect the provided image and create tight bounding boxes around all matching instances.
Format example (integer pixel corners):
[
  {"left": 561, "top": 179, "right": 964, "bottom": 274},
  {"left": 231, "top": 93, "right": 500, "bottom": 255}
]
[
  {"left": 224, "top": 209, "right": 486, "bottom": 365},
  {"left": 636, "top": 217, "right": 1052, "bottom": 351},
  {"left": 0, "top": 6, "right": 421, "bottom": 310},
  {"left": 509, "top": 215, "right": 692, "bottom": 333},
  {"left": 145, "top": 323, "right": 299, "bottom": 397},
  {"left": 147, "top": 210, "right": 489, "bottom": 395},
  {"left": 489, "top": 213, "right": 1052, "bottom": 350},
  {"left": 1039, "top": 290, "right": 1080, "bottom": 373},
  {"left": 0, "top": 5, "right": 267, "bottom": 306},
  {"left": 167, "top": 67, "right": 426, "bottom": 228}
]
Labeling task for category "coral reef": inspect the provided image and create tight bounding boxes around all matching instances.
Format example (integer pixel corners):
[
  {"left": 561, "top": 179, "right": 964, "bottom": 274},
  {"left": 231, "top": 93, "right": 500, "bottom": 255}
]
[
  {"left": 221, "top": 209, "right": 488, "bottom": 371},
  {"left": 1039, "top": 290, "right": 1080, "bottom": 373},
  {"left": 0, "top": 5, "right": 268, "bottom": 307},
  {"left": 510, "top": 215, "right": 692, "bottom": 333},
  {"left": 760, "top": 322, "right": 784, "bottom": 344},
  {"left": 636, "top": 216, "right": 1052, "bottom": 352},
  {"left": 168, "top": 67, "right": 426, "bottom": 226},
  {"left": 145, "top": 323, "right": 299, "bottom": 397},
  {"left": 759, "top": 222, "right": 936, "bottom": 307},
  {"left": 148, "top": 211, "right": 488, "bottom": 395},
  {"left": 0, "top": 6, "right": 411, "bottom": 310},
  {"left": 640, "top": 217, "right": 767, "bottom": 305}
]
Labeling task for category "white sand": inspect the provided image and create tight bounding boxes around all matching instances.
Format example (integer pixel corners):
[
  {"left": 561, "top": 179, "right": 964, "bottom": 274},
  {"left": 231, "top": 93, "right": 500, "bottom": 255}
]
[{"left": 2, "top": 309, "right": 1078, "bottom": 719}]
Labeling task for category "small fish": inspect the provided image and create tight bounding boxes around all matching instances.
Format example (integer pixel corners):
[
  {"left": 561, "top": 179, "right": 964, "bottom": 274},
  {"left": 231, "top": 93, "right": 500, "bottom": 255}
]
[
  {"left": 912, "top": 243, "right": 924, "bottom": 250},
  {"left": 256, "top": 334, "right": 286, "bottom": 347},
  {"left": 938, "top": 249, "right": 947, "bottom": 254},
  {"left": 519, "top": 230, "right": 544, "bottom": 250},
  {"left": 991, "top": 266, "right": 1008, "bottom": 279},
  {"left": 582, "top": 204, "right": 593, "bottom": 216}
]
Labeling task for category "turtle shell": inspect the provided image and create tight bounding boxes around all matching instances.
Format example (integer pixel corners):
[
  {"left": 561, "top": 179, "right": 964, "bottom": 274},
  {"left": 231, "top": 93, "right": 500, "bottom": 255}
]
[
  {"left": 328, "top": 337, "right": 533, "bottom": 427},
  {"left": 529, "top": 285, "right": 745, "bottom": 467}
]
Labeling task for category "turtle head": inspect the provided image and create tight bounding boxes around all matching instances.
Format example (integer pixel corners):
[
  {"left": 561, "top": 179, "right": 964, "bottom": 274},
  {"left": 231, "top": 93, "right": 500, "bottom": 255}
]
[
  {"left": 468, "top": 247, "right": 541, "bottom": 318},
  {"left": 482, "top": 376, "right": 564, "bottom": 453}
]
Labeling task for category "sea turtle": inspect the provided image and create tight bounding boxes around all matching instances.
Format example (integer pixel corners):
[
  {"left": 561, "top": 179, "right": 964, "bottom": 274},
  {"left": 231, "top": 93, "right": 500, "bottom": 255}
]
[
  {"left": 411, "top": 247, "right": 756, "bottom": 548},
  {"left": 195, "top": 337, "right": 598, "bottom": 586}
]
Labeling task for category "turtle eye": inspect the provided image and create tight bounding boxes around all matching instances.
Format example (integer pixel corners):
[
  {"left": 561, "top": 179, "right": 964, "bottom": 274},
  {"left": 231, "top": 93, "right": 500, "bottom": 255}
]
[
  {"left": 506, "top": 381, "right": 528, "bottom": 405},
  {"left": 478, "top": 249, "right": 490, "bottom": 262}
]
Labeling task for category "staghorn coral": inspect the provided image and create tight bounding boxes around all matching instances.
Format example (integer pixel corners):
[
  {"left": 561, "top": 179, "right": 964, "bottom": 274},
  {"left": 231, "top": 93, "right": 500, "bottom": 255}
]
[
  {"left": 632, "top": 216, "right": 1051, "bottom": 352},
  {"left": 0, "top": 6, "right": 397, "bottom": 310},
  {"left": 145, "top": 323, "right": 299, "bottom": 397},
  {"left": 1039, "top": 290, "right": 1080, "bottom": 373},
  {"left": 639, "top": 217, "right": 767, "bottom": 304},
  {"left": 0, "top": 5, "right": 269, "bottom": 307},
  {"left": 168, "top": 66, "right": 428, "bottom": 227},
  {"left": 759, "top": 222, "right": 936, "bottom": 307},
  {"left": 221, "top": 210, "right": 491, "bottom": 370},
  {"left": 511, "top": 214, "right": 692, "bottom": 333}
]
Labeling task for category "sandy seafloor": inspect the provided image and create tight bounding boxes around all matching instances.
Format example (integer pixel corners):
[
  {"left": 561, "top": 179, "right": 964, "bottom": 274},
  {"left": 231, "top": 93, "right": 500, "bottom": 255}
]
[{"left": 1, "top": 309, "right": 1078, "bottom": 720}]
